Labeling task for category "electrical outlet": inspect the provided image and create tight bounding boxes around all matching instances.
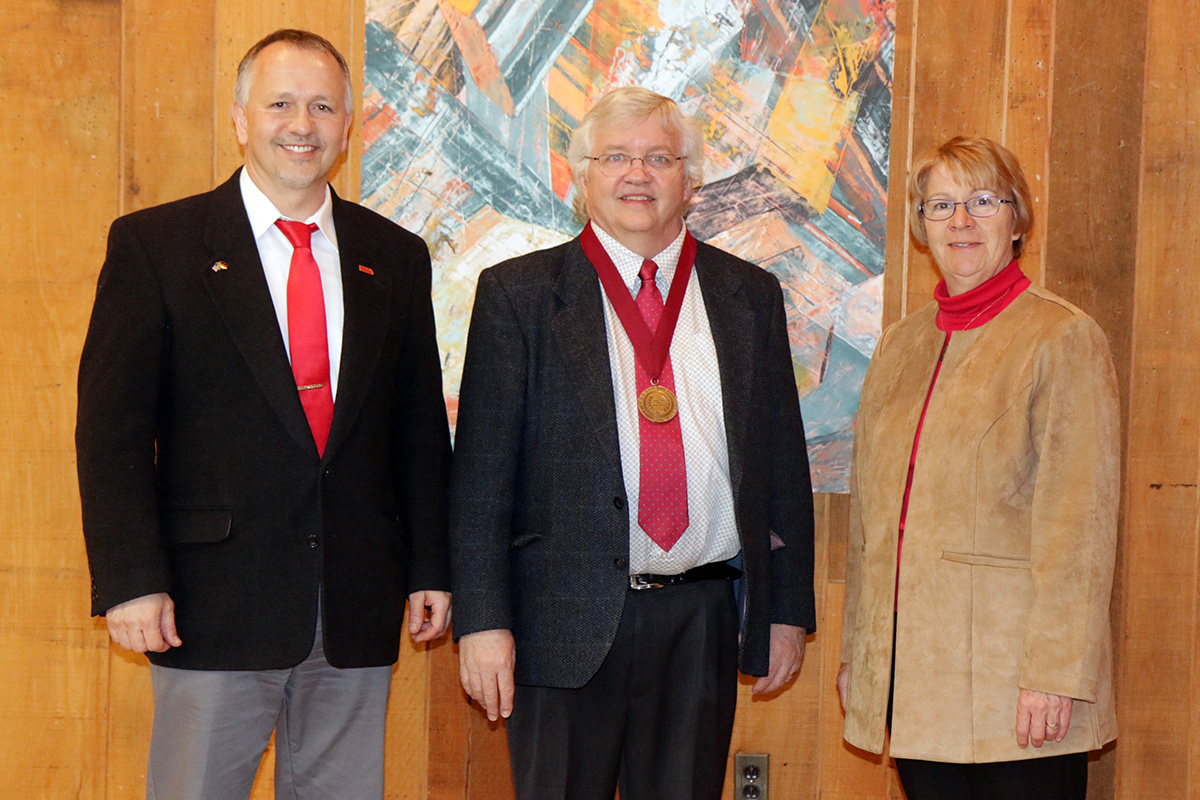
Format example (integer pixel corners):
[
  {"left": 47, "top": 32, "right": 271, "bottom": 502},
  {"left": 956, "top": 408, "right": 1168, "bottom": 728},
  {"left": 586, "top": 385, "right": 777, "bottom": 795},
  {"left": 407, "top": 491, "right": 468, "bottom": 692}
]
[{"left": 734, "top": 752, "right": 769, "bottom": 799}]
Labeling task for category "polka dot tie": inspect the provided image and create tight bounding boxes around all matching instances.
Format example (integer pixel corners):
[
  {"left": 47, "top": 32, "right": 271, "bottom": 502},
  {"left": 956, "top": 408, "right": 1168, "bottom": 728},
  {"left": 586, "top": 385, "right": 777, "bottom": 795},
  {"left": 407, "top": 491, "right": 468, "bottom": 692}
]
[
  {"left": 636, "top": 259, "right": 689, "bottom": 551},
  {"left": 276, "top": 219, "right": 334, "bottom": 456}
]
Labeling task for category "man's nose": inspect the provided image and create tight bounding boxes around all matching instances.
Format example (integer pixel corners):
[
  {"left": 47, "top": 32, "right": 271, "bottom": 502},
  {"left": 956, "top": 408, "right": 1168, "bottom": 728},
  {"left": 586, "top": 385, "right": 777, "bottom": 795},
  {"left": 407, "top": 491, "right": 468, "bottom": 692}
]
[{"left": 288, "top": 108, "right": 314, "bottom": 134}]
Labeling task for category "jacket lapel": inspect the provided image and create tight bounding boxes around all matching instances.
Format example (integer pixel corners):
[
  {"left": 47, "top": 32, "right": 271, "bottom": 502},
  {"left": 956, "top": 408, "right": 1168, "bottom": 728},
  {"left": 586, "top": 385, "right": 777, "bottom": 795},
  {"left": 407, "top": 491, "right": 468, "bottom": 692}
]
[
  {"left": 201, "top": 171, "right": 317, "bottom": 457},
  {"left": 551, "top": 240, "right": 622, "bottom": 469},
  {"left": 323, "top": 193, "right": 389, "bottom": 459},
  {"left": 694, "top": 244, "right": 753, "bottom": 494}
]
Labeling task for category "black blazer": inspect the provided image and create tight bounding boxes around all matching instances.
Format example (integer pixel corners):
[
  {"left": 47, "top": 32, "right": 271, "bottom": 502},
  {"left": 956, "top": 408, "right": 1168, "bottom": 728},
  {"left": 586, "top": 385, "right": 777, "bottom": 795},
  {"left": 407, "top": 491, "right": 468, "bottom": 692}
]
[
  {"left": 449, "top": 236, "right": 815, "bottom": 688},
  {"left": 76, "top": 171, "right": 451, "bottom": 671}
]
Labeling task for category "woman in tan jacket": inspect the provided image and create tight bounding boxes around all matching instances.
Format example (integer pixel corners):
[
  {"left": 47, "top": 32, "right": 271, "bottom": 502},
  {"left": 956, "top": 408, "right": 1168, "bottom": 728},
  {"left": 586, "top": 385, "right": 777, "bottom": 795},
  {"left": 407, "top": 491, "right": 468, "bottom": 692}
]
[{"left": 837, "top": 137, "right": 1118, "bottom": 799}]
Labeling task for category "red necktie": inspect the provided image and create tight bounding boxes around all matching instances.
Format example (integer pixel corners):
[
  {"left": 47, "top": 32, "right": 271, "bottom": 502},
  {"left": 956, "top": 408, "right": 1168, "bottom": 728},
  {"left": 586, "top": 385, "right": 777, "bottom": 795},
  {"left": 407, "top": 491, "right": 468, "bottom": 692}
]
[
  {"left": 275, "top": 219, "right": 334, "bottom": 456},
  {"left": 635, "top": 259, "right": 689, "bottom": 551}
]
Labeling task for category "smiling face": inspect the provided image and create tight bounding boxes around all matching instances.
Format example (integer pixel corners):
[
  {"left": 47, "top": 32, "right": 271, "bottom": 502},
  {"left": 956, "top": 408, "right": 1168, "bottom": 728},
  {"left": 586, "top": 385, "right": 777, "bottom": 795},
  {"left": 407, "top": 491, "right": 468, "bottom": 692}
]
[
  {"left": 922, "top": 163, "right": 1020, "bottom": 295},
  {"left": 232, "top": 42, "right": 351, "bottom": 219},
  {"left": 581, "top": 113, "right": 692, "bottom": 258}
]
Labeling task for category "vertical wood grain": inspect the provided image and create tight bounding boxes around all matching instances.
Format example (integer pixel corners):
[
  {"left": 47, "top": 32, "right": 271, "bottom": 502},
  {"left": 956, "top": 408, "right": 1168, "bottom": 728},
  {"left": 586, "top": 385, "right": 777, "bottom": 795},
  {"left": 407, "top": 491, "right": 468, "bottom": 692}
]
[
  {"left": 1117, "top": 0, "right": 1200, "bottom": 795},
  {"left": 1002, "top": 0, "right": 1055, "bottom": 282},
  {"left": 121, "top": 0, "right": 220, "bottom": 213},
  {"left": 0, "top": 2, "right": 121, "bottom": 797},
  {"left": 1041, "top": 3, "right": 1147, "bottom": 797},
  {"left": 882, "top": 0, "right": 915, "bottom": 326}
]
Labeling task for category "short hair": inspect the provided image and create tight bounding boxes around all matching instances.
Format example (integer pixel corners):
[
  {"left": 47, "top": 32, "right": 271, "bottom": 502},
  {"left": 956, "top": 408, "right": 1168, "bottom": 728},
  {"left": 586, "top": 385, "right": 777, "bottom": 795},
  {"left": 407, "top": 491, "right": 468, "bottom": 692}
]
[
  {"left": 234, "top": 29, "right": 353, "bottom": 114},
  {"left": 908, "top": 136, "right": 1033, "bottom": 259},
  {"left": 566, "top": 87, "right": 705, "bottom": 223}
]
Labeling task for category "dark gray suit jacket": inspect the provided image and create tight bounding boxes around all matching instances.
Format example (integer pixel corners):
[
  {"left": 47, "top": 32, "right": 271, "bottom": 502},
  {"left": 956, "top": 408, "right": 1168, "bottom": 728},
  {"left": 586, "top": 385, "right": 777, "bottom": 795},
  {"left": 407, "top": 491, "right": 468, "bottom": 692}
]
[
  {"left": 77, "top": 170, "right": 452, "bottom": 671},
  {"left": 449, "top": 235, "right": 815, "bottom": 688}
]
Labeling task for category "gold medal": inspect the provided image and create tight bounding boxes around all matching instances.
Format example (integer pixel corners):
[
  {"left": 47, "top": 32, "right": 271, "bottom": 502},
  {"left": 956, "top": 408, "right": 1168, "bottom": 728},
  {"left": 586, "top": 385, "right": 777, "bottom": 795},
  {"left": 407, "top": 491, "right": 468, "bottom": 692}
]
[{"left": 638, "top": 384, "right": 678, "bottom": 423}]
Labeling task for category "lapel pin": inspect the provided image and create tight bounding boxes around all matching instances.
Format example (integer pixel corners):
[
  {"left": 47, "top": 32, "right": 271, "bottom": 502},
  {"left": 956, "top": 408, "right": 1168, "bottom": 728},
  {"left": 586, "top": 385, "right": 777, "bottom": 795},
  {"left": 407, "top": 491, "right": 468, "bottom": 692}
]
[
  {"left": 358, "top": 265, "right": 374, "bottom": 276},
  {"left": 211, "top": 261, "right": 229, "bottom": 272}
]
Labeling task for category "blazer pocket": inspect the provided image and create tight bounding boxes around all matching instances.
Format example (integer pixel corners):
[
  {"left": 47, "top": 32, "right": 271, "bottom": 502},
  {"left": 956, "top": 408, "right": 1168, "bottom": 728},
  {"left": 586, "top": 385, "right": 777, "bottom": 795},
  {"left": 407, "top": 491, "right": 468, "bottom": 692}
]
[
  {"left": 509, "top": 532, "right": 544, "bottom": 550},
  {"left": 941, "top": 550, "right": 1031, "bottom": 569},
  {"left": 163, "top": 507, "right": 233, "bottom": 545}
]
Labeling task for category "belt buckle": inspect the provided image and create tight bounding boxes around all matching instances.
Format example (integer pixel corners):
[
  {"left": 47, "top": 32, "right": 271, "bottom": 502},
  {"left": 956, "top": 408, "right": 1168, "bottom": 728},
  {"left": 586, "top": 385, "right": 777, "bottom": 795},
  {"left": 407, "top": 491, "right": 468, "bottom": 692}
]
[{"left": 629, "top": 574, "right": 664, "bottom": 590}]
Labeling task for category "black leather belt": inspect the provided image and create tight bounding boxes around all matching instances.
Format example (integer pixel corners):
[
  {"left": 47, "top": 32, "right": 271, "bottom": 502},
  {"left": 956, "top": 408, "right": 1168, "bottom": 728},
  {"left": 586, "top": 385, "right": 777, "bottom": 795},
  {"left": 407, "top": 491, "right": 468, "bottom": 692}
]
[{"left": 628, "top": 562, "right": 742, "bottom": 590}]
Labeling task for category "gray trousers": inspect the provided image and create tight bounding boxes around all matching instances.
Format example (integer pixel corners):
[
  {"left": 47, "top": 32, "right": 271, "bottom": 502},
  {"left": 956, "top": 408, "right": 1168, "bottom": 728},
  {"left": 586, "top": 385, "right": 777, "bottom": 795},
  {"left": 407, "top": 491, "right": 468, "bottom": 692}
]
[{"left": 146, "top": 616, "right": 392, "bottom": 800}]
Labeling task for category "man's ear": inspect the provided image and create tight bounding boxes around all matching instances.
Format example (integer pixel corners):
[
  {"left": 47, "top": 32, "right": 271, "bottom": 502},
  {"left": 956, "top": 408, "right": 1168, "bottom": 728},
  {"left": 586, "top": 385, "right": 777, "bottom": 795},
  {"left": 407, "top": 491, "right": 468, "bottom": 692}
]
[
  {"left": 232, "top": 104, "right": 248, "bottom": 146},
  {"left": 340, "top": 112, "right": 352, "bottom": 155}
]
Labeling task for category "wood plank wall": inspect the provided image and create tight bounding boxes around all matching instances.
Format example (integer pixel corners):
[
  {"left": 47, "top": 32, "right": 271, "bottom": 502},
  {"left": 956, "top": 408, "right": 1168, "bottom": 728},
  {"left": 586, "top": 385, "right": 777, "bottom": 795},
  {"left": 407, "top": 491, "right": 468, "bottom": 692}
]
[{"left": 1, "top": 0, "right": 1196, "bottom": 797}]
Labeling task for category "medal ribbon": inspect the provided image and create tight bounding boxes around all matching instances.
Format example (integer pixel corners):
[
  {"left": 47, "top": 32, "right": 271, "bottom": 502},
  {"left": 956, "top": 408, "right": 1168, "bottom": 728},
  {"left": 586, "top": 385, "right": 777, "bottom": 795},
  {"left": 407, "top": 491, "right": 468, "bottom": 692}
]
[{"left": 580, "top": 221, "right": 696, "bottom": 383}]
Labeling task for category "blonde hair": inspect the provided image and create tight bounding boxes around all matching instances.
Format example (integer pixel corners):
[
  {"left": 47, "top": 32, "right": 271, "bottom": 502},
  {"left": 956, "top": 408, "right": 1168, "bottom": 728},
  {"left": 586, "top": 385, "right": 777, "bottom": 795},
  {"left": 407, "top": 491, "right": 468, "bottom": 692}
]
[
  {"left": 908, "top": 136, "right": 1033, "bottom": 258},
  {"left": 566, "top": 87, "right": 704, "bottom": 222}
]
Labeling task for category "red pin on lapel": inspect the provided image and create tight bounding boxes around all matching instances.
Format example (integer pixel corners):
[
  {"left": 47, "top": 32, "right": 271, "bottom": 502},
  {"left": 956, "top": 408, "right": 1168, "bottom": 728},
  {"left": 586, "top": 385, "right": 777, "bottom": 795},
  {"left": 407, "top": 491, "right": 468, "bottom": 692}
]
[
  {"left": 211, "top": 261, "right": 229, "bottom": 272},
  {"left": 358, "top": 265, "right": 374, "bottom": 275}
]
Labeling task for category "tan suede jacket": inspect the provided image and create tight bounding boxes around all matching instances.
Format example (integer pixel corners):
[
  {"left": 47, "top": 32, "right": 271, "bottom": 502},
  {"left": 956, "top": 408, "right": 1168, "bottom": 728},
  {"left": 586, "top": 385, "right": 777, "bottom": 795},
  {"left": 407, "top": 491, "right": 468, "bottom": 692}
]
[{"left": 841, "top": 284, "right": 1119, "bottom": 762}]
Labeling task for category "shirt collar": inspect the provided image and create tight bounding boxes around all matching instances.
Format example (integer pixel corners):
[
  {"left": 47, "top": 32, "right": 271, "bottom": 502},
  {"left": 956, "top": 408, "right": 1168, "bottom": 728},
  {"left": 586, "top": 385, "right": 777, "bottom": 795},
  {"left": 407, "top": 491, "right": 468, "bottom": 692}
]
[
  {"left": 590, "top": 223, "right": 687, "bottom": 294},
  {"left": 239, "top": 168, "right": 338, "bottom": 251}
]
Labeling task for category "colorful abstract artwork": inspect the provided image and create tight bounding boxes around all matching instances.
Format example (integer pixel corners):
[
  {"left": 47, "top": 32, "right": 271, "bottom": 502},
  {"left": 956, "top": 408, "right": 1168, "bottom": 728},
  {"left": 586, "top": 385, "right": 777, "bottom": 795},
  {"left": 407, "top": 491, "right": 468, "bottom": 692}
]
[{"left": 362, "top": 0, "right": 895, "bottom": 492}]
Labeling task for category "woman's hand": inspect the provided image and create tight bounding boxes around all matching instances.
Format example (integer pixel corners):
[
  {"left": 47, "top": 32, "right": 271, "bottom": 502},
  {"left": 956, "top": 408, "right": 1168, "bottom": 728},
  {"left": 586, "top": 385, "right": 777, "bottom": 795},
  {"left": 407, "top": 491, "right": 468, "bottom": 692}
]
[
  {"left": 1015, "top": 688, "right": 1072, "bottom": 748},
  {"left": 836, "top": 663, "right": 852, "bottom": 712}
]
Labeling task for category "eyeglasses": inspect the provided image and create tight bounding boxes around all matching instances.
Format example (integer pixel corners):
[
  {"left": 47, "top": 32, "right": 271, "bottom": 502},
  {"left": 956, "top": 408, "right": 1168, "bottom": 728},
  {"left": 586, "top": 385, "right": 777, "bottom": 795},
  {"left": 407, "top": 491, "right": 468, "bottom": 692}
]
[
  {"left": 919, "top": 195, "right": 1015, "bottom": 221},
  {"left": 589, "top": 153, "right": 686, "bottom": 174}
]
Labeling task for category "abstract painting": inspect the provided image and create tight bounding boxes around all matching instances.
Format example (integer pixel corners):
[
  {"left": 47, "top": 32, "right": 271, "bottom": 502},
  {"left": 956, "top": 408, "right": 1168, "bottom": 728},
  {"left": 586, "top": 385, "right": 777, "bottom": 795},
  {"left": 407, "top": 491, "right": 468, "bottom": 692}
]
[{"left": 362, "top": 0, "right": 895, "bottom": 492}]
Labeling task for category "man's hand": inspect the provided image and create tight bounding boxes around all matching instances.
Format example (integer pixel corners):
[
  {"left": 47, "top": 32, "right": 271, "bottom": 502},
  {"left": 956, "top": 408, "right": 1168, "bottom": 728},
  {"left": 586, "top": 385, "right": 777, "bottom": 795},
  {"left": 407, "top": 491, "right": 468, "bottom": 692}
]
[
  {"left": 105, "top": 593, "right": 181, "bottom": 653},
  {"left": 752, "top": 623, "right": 807, "bottom": 694},
  {"left": 458, "top": 628, "right": 516, "bottom": 721},
  {"left": 1016, "top": 688, "right": 1073, "bottom": 748},
  {"left": 407, "top": 590, "right": 452, "bottom": 642}
]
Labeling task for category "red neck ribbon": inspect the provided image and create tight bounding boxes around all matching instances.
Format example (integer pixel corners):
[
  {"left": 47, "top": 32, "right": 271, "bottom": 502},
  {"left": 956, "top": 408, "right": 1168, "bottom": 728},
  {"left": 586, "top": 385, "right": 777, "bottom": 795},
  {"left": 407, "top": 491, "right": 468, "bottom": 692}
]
[{"left": 580, "top": 221, "right": 696, "bottom": 381}]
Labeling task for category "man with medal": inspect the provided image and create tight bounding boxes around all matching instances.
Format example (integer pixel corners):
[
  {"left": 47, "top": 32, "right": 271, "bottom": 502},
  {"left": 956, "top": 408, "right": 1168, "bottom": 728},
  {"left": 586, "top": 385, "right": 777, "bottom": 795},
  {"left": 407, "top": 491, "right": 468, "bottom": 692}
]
[{"left": 448, "top": 87, "right": 816, "bottom": 800}]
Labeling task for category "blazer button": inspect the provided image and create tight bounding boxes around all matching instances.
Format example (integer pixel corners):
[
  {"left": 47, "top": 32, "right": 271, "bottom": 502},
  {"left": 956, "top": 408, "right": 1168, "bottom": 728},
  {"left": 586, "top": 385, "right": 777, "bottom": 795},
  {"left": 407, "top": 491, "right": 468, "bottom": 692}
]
[
  {"left": 613, "top": 496, "right": 626, "bottom": 510},
  {"left": 307, "top": 534, "right": 320, "bottom": 549},
  {"left": 613, "top": 557, "right": 628, "bottom": 571},
  {"left": 322, "top": 468, "right": 332, "bottom": 478}
]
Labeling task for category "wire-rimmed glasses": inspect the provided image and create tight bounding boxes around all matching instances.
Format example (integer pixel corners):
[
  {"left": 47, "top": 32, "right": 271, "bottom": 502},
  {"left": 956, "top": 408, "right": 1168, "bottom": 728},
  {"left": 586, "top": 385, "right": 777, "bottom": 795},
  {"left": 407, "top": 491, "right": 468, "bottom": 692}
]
[
  {"left": 589, "top": 153, "right": 686, "bottom": 174},
  {"left": 919, "top": 195, "right": 1014, "bottom": 221}
]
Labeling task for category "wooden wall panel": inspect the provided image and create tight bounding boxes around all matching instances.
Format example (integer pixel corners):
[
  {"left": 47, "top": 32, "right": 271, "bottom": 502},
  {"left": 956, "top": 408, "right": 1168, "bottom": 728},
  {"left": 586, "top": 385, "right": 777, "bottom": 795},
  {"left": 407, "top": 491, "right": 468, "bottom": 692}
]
[
  {"left": 0, "top": 2, "right": 121, "bottom": 797},
  {"left": 122, "top": 0, "right": 219, "bottom": 212},
  {"left": 1117, "top": 0, "right": 1200, "bottom": 795},
  {"left": 882, "top": 0, "right": 914, "bottom": 325},
  {"left": 1002, "top": 0, "right": 1055, "bottom": 283}
]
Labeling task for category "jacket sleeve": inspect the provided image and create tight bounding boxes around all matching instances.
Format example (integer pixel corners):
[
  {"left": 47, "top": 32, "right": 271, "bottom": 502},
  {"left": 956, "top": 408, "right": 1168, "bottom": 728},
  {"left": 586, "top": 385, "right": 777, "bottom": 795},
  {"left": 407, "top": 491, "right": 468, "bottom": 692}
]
[
  {"left": 392, "top": 233, "right": 453, "bottom": 593},
  {"left": 764, "top": 277, "right": 817, "bottom": 633},
  {"left": 76, "top": 216, "right": 172, "bottom": 615},
  {"left": 447, "top": 266, "right": 527, "bottom": 638},
  {"left": 1020, "top": 313, "right": 1120, "bottom": 701}
]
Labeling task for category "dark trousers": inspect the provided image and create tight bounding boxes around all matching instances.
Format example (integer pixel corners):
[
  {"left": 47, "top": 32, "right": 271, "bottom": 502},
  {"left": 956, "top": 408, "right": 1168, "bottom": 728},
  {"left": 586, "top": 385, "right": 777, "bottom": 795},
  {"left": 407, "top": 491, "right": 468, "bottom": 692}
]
[
  {"left": 506, "top": 578, "right": 739, "bottom": 800},
  {"left": 894, "top": 753, "right": 1087, "bottom": 800},
  {"left": 888, "top": 616, "right": 1088, "bottom": 800}
]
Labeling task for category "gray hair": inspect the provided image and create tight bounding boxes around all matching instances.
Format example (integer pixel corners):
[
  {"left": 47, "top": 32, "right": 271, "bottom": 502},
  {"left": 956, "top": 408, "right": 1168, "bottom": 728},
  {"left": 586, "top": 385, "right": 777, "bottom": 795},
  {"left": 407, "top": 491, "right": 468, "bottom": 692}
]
[
  {"left": 566, "top": 87, "right": 704, "bottom": 222},
  {"left": 234, "top": 29, "right": 353, "bottom": 114}
]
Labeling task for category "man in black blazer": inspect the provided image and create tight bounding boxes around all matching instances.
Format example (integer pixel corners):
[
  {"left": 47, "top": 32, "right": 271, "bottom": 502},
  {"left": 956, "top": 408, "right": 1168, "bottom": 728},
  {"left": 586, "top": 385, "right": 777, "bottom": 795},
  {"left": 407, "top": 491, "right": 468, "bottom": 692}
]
[
  {"left": 450, "top": 87, "right": 816, "bottom": 800},
  {"left": 76, "top": 30, "right": 451, "bottom": 799}
]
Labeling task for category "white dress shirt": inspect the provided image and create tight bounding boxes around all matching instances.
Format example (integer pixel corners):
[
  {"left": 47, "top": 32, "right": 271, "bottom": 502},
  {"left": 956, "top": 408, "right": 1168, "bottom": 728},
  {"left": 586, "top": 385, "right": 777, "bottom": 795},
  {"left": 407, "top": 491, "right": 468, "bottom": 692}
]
[
  {"left": 239, "top": 169, "right": 344, "bottom": 398},
  {"left": 593, "top": 224, "right": 740, "bottom": 575}
]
